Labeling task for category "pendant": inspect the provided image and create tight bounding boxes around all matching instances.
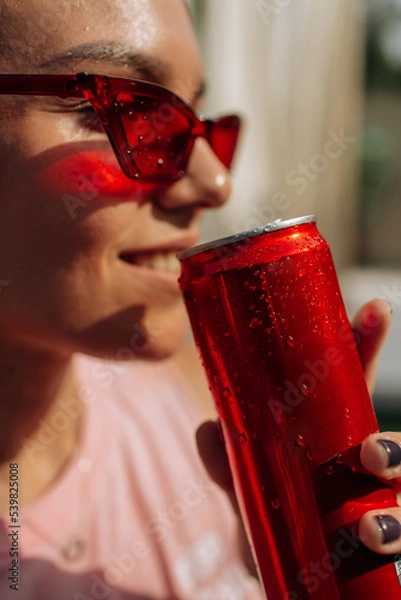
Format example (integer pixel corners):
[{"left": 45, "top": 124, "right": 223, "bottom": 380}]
[{"left": 61, "top": 539, "right": 85, "bottom": 561}]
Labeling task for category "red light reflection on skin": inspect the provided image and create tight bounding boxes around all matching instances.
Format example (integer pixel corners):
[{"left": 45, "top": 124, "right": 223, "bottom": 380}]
[{"left": 37, "top": 150, "right": 159, "bottom": 201}]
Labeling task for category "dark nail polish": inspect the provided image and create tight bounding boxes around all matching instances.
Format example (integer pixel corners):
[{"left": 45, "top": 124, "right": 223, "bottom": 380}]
[
  {"left": 375, "top": 515, "right": 401, "bottom": 544},
  {"left": 378, "top": 439, "right": 401, "bottom": 467}
]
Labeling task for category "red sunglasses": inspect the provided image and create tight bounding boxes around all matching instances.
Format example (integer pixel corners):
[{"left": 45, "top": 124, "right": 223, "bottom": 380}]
[{"left": 0, "top": 72, "right": 241, "bottom": 183}]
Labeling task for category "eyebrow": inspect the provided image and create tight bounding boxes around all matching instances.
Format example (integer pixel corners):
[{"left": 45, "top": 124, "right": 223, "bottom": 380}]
[
  {"left": 39, "top": 41, "right": 206, "bottom": 103},
  {"left": 40, "top": 42, "right": 169, "bottom": 80}
]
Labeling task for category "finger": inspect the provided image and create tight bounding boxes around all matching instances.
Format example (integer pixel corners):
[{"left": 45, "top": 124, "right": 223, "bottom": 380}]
[
  {"left": 196, "top": 420, "right": 234, "bottom": 493},
  {"left": 359, "top": 510, "right": 401, "bottom": 554},
  {"left": 361, "top": 432, "right": 401, "bottom": 481},
  {"left": 351, "top": 299, "right": 392, "bottom": 394}
]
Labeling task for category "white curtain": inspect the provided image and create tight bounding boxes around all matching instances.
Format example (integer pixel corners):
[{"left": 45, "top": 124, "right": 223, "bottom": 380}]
[{"left": 198, "top": 0, "right": 365, "bottom": 268}]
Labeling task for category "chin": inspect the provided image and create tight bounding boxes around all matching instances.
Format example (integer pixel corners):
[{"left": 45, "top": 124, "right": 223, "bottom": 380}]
[{"left": 74, "top": 304, "right": 187, "bottom": 363}]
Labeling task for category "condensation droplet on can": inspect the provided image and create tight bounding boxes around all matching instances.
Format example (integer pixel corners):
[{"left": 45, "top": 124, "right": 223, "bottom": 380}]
[
  {"left": 346, "top": 435, "right": 353, "bottom": 447},
  {"left": 326, "top": 465, "right": 334, "bottom": 475},
  {"left": 249, "top": 318, "right": 261, "bottom": 329},
  {"left": 285, "top": 336, "right": 295, "bottom": 348},
  {"left": 343, "top": 408, "right": 351, "bottom": 419},
  {"left": 223, "top": 387, "right": 232, "bottom": 399},
  {"left": 239, "top": 432, "right": 247, "bottom": 444},
  {"left": 271, "top": 498, "right": 280, "bottom": 509},
  {"left": 295, "top": 434, "right": 305, "bottom": 447}
]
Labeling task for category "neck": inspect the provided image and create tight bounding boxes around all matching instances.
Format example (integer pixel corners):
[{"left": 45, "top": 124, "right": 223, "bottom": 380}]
[{"left": 0, "top": 335, "right": 83, "bottom": 507}]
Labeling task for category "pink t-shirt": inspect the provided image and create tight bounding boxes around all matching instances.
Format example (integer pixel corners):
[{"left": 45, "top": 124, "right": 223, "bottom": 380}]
[{"left": 0, "top": 354, "right": 262, "bottom": 599}]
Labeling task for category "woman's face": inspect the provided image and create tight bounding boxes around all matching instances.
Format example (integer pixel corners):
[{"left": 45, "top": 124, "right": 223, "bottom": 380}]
[{"left": 0, "top": 0, "right": 232, "bottom": 360}]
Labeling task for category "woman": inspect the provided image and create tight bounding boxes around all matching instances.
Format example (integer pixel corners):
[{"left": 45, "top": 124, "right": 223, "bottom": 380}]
[{"left": 0, "top": 0, "right": 399, "bottom": 598}]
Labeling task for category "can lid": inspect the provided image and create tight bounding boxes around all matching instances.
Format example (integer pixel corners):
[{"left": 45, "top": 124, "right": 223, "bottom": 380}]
[{"left": 178, "top": 215, "right": 317, "bottom": 260}]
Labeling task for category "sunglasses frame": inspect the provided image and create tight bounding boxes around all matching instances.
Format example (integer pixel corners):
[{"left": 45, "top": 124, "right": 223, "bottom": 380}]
[{"left": 0, "top": 72, "right": 241, "bottom": 182}]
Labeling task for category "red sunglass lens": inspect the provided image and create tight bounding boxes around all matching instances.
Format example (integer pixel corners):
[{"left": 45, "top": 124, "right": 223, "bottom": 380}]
[
  {"left": 116, "top": 92, "right": 193, "bottom": 180},
  {"left": 208, "top": 116, "right": 241, "bottom": 169}
]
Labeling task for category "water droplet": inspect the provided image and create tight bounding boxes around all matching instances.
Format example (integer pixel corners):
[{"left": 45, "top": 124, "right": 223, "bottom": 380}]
[
  {"left": 271, "top": 498, "right": 280, "bottom": 509},
  {"left": 251, "top": 432, "right": 257, "bottom": 439},
  {"left": 295, "top": 434, "right": 305, "bottom": 447},
  {"left": 307, "top": 449, "right": 315, "bottom": 461},
  {"left": 336, "top": 454, "right": 344, "bottom": 465},
  {"left": 299, "top": 384, "right": 309, "bottom": 397},
  {"left": 249, "top": 318, "right": 261, "bottom": 329},
  {"left": 223, "top": 328, "right": 231, "bottom": 337},
  {"left": 326, "top": 465, "right": 334, "bottom": 475},
  {"left": 223, "top": 387, "right": 232, "bottom": 398},
  {"left": 285, "top": 336, "right": 295, "bottom": 348},
  {"left": 138, "top": 135, "right": 143, "bottom": 142},
  {"left": 247, "top": 399, "right": 255, "bottom": 408},
  {"left": 239, "top": 432, "right": 247, "bottom": 444},
  {"left": 213, "top": 375, "right": 221, "bottom": 384},
  {"left": 346, "top": 435, "right": 353, "bottom": 447},
  {"left": 343, "top": 408, "right": 351, "bottom": 419},
  {"left": 157, "top": 158, "right": 164, "bottom": 168}
]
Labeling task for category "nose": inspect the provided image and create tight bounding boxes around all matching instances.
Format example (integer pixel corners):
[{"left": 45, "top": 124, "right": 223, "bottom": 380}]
[{"left": 154, "top": 138, "right": 232, "bottom": 211}]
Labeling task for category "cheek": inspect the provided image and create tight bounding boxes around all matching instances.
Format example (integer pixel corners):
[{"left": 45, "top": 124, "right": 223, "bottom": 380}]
[{"left": 35, "top": 149, "right": 159, "bottom": 199}]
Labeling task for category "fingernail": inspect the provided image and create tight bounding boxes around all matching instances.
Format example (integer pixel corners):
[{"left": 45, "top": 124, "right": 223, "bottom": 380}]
[
  {"left": 375, "top": 515, "right": 401, "bottom": 544},
  {"left": 378, "top": 439, "right": 401, "bottom": 467}
]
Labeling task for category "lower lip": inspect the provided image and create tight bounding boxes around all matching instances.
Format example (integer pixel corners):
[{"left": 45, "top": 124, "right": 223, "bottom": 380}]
[{"left": 119, "top": 259, "right": 182, "bottom": 294}]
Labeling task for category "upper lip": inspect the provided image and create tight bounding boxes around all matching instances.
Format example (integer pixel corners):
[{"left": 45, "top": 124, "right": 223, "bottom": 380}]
[{"left": 118, "top": 234, "right": 200, "bottom": 257}]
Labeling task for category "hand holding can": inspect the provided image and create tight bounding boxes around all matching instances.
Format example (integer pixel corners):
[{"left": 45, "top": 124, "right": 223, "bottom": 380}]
[{"left": 179, "top": 216, "right": 401, "bottom": 600}]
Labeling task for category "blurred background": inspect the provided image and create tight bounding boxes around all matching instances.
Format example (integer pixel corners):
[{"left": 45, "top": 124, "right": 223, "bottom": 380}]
[{"left": 178, "top": 0, "right": 401, "bottom": 428}]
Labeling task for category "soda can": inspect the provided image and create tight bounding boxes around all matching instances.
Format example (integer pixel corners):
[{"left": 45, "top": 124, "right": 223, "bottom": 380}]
[{"left": 178, "top": 215, "right": 401, "bottom": 600}]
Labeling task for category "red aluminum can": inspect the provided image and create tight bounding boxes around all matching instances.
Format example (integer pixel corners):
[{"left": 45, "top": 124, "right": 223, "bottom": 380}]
[{"left": 178, "top": 215, "right": 401, "bottom": 600}]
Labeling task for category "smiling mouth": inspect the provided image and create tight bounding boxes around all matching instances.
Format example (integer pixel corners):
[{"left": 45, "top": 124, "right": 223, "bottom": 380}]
[{"left": 119, "top": 251, "right": 181, "bottom": 273}]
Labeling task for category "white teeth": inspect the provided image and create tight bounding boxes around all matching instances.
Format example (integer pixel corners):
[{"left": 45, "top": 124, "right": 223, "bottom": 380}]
[{"left": 134, "top": 251, "right": 181, "bottom": 272}]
